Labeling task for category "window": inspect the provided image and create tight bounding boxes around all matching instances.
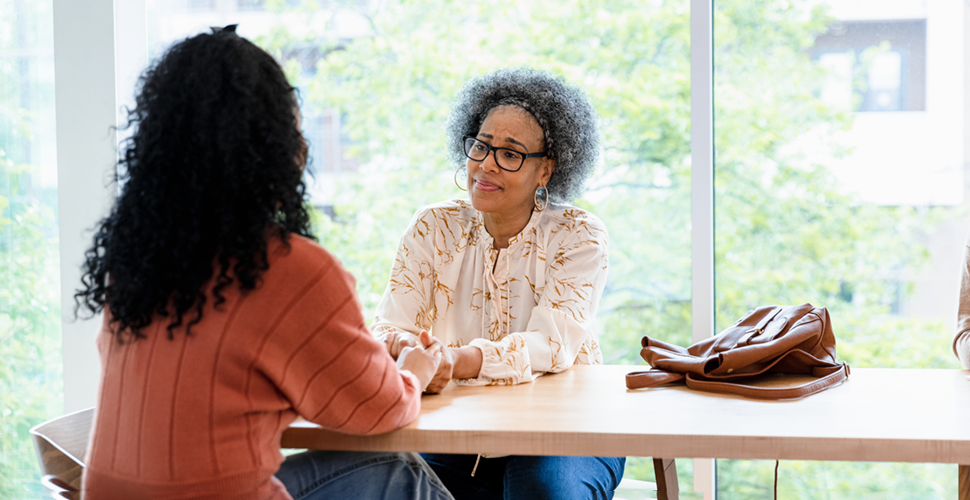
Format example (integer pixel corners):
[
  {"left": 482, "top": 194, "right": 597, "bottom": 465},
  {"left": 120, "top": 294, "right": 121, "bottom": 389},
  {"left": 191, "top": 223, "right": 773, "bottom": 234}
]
[
  {"left": 237, "top": 0, "right": 265, "bottom": 11},
  {"left": 144, "top": 0, "right": 699, "bottom": 494},
  {"left": 714, "top": 0, "right": 961, "bottom": 496},
  {"left": 20, "top": 1, "right": 962, "bottom": 498},
  {"left": 813, "top": 20, "right": 927, "bottom": 112},
  {"left": 0, "top": 0, "right": 61, "bottom": 498},
  {"left": 187, "top": 0, "right": 216, "bottom": 11}
]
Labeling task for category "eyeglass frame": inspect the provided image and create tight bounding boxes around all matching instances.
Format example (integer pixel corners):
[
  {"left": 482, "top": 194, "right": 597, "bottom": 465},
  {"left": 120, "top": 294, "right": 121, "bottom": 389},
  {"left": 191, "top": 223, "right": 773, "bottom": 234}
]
[{"left": 461, "top": 135, "right": 547, "bottom": 173}]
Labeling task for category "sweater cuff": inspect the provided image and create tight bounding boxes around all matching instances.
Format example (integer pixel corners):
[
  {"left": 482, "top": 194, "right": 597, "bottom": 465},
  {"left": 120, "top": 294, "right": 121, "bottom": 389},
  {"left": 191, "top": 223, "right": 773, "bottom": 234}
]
[
  {"left": 455, "top": 334, "right": 536, "bottom": 386},
  {"left": 397, "top": 369, "right": 424, "bottom": 392}
]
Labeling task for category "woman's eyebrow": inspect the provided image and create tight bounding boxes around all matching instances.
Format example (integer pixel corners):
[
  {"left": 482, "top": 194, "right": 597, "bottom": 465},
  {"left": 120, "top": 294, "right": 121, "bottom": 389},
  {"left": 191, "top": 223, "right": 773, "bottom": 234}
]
[
  {"left": 505, "top": 137, "right": 529, "bottom": 151},
  {"left": 476, "top": 132, "right": 530, "bottom": 151}
]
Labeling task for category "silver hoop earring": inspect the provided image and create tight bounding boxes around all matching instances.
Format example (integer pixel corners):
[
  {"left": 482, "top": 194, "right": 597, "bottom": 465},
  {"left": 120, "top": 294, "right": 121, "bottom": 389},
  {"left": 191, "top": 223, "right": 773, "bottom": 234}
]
[
  {"left": 534, "top": 185, "right": 549, "bottom": 211},
  {"left": 454, "top": 166, "right": 468, "bottom": 192}
]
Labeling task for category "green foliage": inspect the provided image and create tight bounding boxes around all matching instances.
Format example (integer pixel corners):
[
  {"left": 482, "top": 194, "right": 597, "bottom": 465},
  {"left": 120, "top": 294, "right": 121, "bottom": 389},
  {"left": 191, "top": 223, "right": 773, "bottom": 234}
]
[
  {"left": 621, "top": 457, "right": 704, "bottom": 500},
  {"left": 258, "top": 0, "right": 966, "bottom": 497},
  {"left": 261, "top": 0, "right": 963, "bottom": 369},
  {"left": 718, "top": 460, "right": 957, "bottom": 500},
  {"left": 0, "top": 151, "right": 62, "bottom": 499},
  {"left": 1, "top": 1, "right": 61, "bottom": 496},
  {"left": 0, "top": 0, "right": 959, "bottom": 496},
  {"left": 0, "top": 0, "right": 931, "bottom": 497}
]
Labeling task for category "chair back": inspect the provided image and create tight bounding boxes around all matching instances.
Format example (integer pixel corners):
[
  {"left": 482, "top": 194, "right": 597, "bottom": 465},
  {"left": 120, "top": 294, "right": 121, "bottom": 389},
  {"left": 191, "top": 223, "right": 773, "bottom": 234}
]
[{"left": 29, "top": 407, "right": 95, "bottom": 498}]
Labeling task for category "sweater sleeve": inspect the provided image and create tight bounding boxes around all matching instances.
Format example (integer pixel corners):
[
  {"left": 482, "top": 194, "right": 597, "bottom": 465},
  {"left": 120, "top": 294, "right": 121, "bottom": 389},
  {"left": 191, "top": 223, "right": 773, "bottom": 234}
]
[
  {"left": 267, "top": 253, "right": 423, "bottom": 436},
  {"left": 955, "top": 234, "right": 970, "bottom": 369},
  {"left": 372, "top": 208, "right": 437, "bottom": 348},
  {"left": 459, "top": 215, "right": 609, "bottom": 386}
]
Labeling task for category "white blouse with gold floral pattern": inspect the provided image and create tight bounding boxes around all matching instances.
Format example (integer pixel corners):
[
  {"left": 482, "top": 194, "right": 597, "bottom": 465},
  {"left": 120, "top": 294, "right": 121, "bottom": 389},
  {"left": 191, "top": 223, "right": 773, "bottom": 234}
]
[{"left": 372, "top": 199, "right": 609, "bottom": 386}]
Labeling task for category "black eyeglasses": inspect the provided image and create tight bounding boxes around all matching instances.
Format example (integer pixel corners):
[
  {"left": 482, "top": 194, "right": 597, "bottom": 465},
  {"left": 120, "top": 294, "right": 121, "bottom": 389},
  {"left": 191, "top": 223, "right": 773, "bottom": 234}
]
[{"left": 462, "top": 136, "right": 546, "bottom": 172}]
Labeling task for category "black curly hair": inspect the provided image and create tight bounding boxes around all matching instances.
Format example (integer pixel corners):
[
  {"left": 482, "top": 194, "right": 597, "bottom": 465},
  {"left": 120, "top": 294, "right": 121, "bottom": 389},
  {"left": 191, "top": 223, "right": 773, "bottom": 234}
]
[
  {"left": 75, "top": 26, "right": 313, "bottom": 343},
  {"left": 446, "top": 67, "right": 600, "bottom": 202}
]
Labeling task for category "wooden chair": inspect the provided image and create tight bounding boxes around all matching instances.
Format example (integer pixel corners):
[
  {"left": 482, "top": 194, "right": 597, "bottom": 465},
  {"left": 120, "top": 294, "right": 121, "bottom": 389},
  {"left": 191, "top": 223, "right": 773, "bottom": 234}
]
[{"left": 29, "top": 407, "right": 95, "bottom": 500}]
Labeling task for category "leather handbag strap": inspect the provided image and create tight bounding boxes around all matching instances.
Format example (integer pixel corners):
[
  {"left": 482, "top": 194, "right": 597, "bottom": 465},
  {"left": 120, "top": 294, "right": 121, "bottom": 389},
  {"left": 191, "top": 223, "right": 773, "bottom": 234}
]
[
  {"left": 683, "top": 363, "right": 850, "bottom": 400},
  {"left": 625, "top": 369, "right": 685, "bottom": 389}
]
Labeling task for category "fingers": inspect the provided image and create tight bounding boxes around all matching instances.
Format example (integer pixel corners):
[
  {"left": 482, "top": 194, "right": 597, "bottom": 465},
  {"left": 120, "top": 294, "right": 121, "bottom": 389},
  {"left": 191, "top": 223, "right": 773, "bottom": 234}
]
[
  {"left": 424, "top": 381, "right": 445, "bottom": 394},
  {"left": 383, "top": 332, "right": 397, "bottom": 352},
  {"left": 397, "top": 342, "right": 445, "bottom": 392},
  {"left": 393, "top": 336, "right": 416, "bottom": 359},
  {"left": 423, "top": 347, "right": 455, "bottom": 394},
  {"left": 397, "top": 345, "right": 417, "bottom": 359},
  {"left": 419, "top": 330, "right": 432, "bottom": 348}
]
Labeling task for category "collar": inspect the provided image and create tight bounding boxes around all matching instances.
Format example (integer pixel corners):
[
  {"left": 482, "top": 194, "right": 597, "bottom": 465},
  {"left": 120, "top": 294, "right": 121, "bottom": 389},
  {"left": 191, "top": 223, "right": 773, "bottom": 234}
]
[{"left": 475, "top": 207, "right": 544, "bottom": 249}]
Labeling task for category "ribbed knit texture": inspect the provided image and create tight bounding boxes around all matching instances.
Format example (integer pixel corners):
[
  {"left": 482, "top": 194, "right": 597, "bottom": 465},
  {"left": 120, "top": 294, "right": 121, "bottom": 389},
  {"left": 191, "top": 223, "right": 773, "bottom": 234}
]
[{"left": 82, "top": 235, "right": 422, "bottom": 499}]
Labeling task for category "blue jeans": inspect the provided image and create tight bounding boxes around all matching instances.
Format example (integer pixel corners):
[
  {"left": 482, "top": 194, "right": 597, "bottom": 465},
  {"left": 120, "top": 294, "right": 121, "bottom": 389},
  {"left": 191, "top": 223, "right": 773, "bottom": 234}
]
[
  {"left": 276, "top": 450, "right": 454, "bottom": 500},
  {"left": 420, "top": 453, "right": 625, "bottom": 500}
]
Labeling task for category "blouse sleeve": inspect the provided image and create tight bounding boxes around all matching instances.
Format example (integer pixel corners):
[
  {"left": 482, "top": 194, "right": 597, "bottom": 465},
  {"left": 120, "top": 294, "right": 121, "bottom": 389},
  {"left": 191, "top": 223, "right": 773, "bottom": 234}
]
[
  {"left": 371, "top": 208, "right": 437, "bottom": 348},
  {"left": 459, "top": 215, "right": 609, "bottom": 386},
  {"left": 955, "top": 232, "right": 970, "bottom": 369}
]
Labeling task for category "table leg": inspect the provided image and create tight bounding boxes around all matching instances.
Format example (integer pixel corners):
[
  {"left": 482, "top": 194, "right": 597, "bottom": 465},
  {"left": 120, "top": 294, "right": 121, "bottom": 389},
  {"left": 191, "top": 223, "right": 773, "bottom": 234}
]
[
  {"left": 959, "top": 464, "right": 969, "bottom": 500},
  {"left": 652, "top": 458, "right": 679, "bottom": 500}
]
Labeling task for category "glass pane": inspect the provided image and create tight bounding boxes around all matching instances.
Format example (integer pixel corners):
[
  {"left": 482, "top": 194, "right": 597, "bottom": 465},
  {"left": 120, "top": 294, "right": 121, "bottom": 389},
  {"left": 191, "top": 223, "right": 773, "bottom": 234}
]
[
  {"left": 0, "top": 0, "right": 61, "bottom": 497},
  {"left": 714, "top": 0, "right": 962, "bottom": 497},
  {"left": 147, "top": 0, "right": 695, "bottom": 493},
  {"left": 147, "top": 0, "right": 695, "bottom": 363}
]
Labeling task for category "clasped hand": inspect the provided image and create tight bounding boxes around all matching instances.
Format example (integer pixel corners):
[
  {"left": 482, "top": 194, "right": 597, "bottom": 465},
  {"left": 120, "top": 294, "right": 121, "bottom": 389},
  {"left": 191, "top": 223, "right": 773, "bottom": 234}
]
[{"left": 387, "top": 330, "right": 456, "bottom": 394}]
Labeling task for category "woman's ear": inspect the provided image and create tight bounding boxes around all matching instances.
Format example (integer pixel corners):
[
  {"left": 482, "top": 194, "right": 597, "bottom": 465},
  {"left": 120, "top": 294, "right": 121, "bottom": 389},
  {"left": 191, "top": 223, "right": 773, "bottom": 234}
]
[{"left": 540, "top": 158, "right": 556, "bottom": 185}]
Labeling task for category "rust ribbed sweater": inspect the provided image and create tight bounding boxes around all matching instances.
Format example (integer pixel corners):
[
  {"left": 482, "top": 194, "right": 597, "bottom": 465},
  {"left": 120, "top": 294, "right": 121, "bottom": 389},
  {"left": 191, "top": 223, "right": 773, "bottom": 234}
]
[{"left": 82, "top": 235, "right": 422, "bottom": 499}]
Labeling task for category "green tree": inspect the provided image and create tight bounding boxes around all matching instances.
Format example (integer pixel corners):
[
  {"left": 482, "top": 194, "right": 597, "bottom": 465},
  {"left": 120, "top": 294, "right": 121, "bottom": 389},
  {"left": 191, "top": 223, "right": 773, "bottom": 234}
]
[
  {"left": 0, "top": 0, "right": 62, "bottom": 497},
  {"left": 257, "top": 0, "right": 959, "bottom": 497},
  {"left": 0, "top": 152, "right": 62, "bottom": 499}
]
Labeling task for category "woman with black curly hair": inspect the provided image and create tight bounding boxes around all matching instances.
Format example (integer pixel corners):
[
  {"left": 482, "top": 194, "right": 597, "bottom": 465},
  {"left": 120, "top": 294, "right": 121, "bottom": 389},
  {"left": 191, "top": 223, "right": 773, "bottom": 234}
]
[
  {"left": 75, "top": 26, "right": 450, "bottom": 500},
  {"left": 372, "top": 68, "right": 624, "bottom": 499}
]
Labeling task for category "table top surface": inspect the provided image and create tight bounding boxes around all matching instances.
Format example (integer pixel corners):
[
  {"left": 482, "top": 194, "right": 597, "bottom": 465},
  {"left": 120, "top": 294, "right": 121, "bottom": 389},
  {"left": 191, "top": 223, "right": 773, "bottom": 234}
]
[{"left": 282, "top": 365, "right": 970, "bottom": 464}]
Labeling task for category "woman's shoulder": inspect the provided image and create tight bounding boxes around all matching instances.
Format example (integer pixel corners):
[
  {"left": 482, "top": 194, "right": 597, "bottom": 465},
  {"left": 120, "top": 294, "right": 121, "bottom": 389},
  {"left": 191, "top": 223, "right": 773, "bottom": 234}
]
[
  {"left": 409, "top": 199, "right": 478, "bottom": 227},
  {"left": 267, "top": 234, "right": 343, "bottom": 275},
  {"left": 541, "top": 203, "right": 609, "bottom": 241},
  {"left": 416, "top": 198, "right": 476, "bottom": 217}
]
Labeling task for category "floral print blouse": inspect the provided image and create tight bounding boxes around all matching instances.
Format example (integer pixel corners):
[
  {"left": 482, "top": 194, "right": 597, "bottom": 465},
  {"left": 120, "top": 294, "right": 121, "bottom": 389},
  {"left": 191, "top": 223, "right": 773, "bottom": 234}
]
[{"left": 372, "top": 199, "right": 609, "bottom": 386}]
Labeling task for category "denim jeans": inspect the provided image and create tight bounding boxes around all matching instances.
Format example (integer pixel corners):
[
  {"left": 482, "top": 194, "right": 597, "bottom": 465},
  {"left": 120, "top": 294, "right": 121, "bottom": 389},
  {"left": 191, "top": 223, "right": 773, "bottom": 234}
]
[
  {"left": 276, "top": 450, "right": 454, "bottom": 500},
  {"left": 420, "top": 453, "right": 625, "bottom": 500}
]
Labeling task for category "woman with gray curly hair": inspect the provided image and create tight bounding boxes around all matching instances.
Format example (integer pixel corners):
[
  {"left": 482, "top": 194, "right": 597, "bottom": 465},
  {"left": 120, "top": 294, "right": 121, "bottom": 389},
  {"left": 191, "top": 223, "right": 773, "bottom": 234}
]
[{"left": 371, "top": 68, "right": 623, "bottom": 499}]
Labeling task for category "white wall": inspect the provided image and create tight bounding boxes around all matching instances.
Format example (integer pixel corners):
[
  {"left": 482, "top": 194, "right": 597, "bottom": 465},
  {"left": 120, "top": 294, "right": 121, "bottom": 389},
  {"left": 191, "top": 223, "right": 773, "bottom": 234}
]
[{"left": 53, "top": 0, "right": 146, "bottom": 413}]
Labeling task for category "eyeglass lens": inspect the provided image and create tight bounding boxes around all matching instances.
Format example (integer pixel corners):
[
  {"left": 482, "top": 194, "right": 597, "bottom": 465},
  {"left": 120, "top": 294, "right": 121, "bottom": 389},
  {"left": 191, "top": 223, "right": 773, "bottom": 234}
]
[{"left": 463, "top": 137, "right": 525, "bottom": 171}]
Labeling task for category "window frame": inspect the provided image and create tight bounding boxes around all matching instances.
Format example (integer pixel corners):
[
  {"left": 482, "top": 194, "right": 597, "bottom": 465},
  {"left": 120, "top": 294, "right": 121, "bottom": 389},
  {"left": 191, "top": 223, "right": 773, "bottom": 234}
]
[{"left": 51, "top": 0, "right": 712, "bottom": 496}]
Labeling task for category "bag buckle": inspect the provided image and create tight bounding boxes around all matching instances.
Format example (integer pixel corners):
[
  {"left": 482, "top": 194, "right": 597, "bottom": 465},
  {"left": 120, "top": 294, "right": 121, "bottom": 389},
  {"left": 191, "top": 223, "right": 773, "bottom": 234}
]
[{"left": 740, "top": 327, "right": 764, "bottom": 345}]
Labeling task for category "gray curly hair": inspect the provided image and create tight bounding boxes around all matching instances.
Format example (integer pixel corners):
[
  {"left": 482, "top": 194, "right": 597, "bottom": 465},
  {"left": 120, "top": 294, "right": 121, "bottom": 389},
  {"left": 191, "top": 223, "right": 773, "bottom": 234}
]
[{"left": 446, "top": 67, "right": 600, "bottom": 203}]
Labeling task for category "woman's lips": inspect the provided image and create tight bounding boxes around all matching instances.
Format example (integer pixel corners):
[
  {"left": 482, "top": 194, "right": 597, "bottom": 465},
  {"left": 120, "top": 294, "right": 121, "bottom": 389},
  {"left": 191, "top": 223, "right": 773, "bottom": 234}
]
[{"left": 474, "top": 179, "right": 501, "bottom": 192}]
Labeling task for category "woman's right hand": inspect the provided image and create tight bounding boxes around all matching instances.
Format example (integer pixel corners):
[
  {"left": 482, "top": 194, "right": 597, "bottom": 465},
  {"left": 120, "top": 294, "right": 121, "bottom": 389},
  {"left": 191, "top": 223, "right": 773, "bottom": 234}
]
[{"left": 396, "top": 330, "right": 443, "bottom": 391}]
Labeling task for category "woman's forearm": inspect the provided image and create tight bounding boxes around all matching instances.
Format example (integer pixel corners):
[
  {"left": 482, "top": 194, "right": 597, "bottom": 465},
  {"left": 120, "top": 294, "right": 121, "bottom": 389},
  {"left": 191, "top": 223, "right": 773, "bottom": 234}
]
[{"left": 452, "top": 346, "right": 483, "bottom": 379}]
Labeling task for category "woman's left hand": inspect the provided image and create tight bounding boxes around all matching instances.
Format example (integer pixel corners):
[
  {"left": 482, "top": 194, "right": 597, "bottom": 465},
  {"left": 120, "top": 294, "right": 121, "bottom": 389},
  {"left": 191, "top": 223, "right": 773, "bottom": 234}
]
[
  {"left": 421, "top": 331, "right": 454, "bottom": 394},
  {"left": 423, "top": 344, "right": 483, "bottom": 394}
]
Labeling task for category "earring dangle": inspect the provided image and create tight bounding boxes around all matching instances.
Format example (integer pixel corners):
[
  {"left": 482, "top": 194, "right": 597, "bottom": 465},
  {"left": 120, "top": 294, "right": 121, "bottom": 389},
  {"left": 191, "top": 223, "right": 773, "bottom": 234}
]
[
  {"left": 454, "top": 166, "right": 468, "bottom": 192},
  {"left": 534, "top": 185, "right": 549, "bottom": 211}
]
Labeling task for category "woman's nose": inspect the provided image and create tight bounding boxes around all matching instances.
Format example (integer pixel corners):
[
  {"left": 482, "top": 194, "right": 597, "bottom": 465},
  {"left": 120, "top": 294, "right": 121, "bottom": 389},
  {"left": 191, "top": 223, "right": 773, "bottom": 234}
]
[{"left": 480, "top": 149, "right": 502, "bottom": 173}]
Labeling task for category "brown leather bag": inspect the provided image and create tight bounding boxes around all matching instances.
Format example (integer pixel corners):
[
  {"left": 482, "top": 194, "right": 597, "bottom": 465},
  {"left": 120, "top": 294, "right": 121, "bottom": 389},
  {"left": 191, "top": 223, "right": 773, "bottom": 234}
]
[{"left": 626, "top": 303, "right": 850, "bottom": 399}]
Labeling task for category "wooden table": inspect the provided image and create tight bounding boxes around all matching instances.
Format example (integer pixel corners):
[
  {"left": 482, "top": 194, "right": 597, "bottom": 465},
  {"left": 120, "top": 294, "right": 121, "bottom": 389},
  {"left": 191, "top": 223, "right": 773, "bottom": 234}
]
[{"left": 282, "top": 365, "right": 970, "bottom": 499}]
